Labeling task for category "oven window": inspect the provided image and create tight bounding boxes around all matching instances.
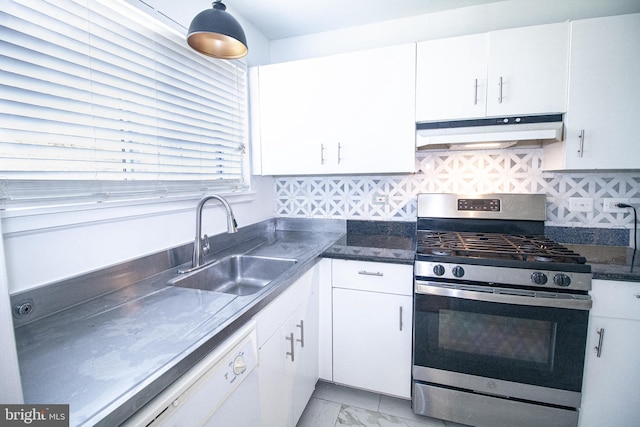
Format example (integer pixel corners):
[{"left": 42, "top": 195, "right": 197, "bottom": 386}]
[
  {"left": 413, "top": 293, "right": 588, "bottom": 392},
  {"left": 439, "top": 310, "right": 556, "bottom": 366}
]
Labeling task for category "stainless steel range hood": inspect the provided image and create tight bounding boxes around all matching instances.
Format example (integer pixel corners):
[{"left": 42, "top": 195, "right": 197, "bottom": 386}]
[{"left": 416, "top": 114, "right": 563, "bottom": 150}]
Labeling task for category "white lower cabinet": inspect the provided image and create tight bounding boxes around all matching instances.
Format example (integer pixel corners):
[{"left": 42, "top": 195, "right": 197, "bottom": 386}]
[
  {"left": 257, "top": 265, "right": 319, "bottom": 427},
  {"left": 331, "top": 259, "right": 413, "bottom": 398},
  {"left": 579, "top": 279, "right": 640, "bottom": 427}
]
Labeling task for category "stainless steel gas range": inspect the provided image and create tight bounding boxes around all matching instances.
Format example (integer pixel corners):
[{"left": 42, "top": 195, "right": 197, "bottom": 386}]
[{"left": 412, "top": 193, "right": 592, "bottom": 427}]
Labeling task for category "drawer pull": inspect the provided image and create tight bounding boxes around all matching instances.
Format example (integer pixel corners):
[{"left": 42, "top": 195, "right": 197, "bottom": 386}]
[
  {"left": 595, "top": 328, "right": 605, "bottom": 358},
  {"left": 296, "top": 320, "right": 305, "bottom": 348},
  {"left": 577, "top": 129, "right": 585, "bottom": 157},
  {"left": 358, "top": 270, "right": 383, "bottom": 277},
  {"left": 286, "top": 333, "right": 295, "bottom": 362},
  {"left": 635, "top": 293, "right": 640, "bottom": 299}
]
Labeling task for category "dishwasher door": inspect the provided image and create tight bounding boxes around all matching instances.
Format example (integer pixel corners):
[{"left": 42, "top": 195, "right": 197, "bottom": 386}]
[{"left": 123, "top": 321, "right": 260, "bottom": 427}]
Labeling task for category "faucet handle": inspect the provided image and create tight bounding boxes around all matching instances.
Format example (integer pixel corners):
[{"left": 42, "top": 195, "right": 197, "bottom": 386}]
[{"left": 201, "top": 234, "right": 211, "bottom": 254}]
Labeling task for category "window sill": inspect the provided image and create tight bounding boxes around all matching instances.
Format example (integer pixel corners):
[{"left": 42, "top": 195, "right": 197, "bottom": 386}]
[{"left": 1, "top": 192, "right": 258, "bottom": 236}]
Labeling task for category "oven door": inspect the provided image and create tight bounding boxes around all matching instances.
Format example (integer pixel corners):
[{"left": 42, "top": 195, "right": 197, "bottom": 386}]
[{"left": 413, "top": 280, "right": 590, "bottom": 408}]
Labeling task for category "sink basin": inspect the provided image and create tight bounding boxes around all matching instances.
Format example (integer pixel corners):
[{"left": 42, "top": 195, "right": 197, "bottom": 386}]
[{"left": 169, "top": 255, "right": 298, "bottom": 296}]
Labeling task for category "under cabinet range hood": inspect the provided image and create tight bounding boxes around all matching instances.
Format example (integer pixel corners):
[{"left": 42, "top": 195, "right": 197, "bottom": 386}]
[{"left": 416, "top": 114, "right": 563, "bottom": 150}]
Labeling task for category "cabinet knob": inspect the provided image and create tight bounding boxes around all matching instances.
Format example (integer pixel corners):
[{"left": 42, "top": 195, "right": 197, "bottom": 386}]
[{"left": 232, "top": 355, "right": 247, "bottom": 375}]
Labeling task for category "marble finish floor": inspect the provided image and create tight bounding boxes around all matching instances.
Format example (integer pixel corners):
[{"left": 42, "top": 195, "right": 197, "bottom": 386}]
[{"left": 297, "top": 381, "right": 468, "bottom": 427}]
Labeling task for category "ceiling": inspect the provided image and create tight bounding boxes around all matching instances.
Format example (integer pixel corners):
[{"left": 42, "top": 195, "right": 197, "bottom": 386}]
[{"left": 153, "top": 0, "right": 506, "bottom": 40}]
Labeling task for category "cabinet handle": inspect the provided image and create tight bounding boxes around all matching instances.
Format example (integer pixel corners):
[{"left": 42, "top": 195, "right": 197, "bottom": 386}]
[
  {"left": 399, "top": 306, "right": 403, "bottom": 331},
  {"left": 498, "top": 76, "right": 503, "bottom": 103},
  {"left": 357, "top": 270, "right": 383, "bottom": 277},
  {"left": 635, "top": 293, "right": 640, "bottom": 299},
  {"left": 337, "top": 142, "right": 342, "bottom": 164},
  {"left": 595, "top": 328, "right": 605, "bottom": 358},
  {"left": 296, "top": 320, "right": 305, "bottom": 348},
  {"left": 474, "top": 78, "right": 478, "bottom": 105},
  {"left": 578, "top": 130, "right": 585, "bottom": 158},
  {"left": 286, "top": 332, "right": 295, "bottom": 362},
  {"left": 320, "top": 143, "right": 326, "bottom": 165}
]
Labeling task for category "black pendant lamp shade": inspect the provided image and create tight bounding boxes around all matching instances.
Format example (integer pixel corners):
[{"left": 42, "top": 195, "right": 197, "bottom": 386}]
[{"left": 187, "top": 0, "right": 248, "bottom": 59}]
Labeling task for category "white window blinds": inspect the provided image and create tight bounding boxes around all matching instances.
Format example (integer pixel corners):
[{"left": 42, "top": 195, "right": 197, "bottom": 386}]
[{"left": 0, "top": 0, "right": 248, "bottom": 206}]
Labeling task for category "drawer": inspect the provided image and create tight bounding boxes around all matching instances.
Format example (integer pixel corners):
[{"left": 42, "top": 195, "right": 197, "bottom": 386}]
[
  {"left": 591, "top": 279, "right": 640, "bottom": 321},
  {"left": 331, "top": 259, "right": 413, "bottom": 295}
]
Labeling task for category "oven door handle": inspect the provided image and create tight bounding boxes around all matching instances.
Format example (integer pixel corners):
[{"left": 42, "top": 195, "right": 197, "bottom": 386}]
[{"left": 415, "top": 281, "right": 592, "bottom": 311}]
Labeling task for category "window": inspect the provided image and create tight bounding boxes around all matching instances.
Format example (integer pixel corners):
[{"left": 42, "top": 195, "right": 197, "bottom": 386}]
[{"left": 0, "top": 0, "right": 249, "bottom": 209}]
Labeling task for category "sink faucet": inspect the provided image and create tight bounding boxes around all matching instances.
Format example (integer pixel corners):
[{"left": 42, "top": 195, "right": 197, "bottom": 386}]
[{"left": 180, "top": 195, "right": 238, "bottom": 273}]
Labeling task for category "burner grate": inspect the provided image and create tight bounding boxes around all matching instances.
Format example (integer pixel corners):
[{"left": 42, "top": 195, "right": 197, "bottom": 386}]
[{"left": 416, "top": 231, "right": 587, "bottom": 264}]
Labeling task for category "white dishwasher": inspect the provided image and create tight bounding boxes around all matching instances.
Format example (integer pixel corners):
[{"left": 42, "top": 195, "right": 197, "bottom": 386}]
[{"left": 123, "top": 321, "right": 261, "bottom": 427}]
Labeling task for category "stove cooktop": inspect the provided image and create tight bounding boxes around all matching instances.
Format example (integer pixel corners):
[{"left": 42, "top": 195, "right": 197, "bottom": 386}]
[{"left": 416, "top": 230, "right": 591, "bottom": 273}]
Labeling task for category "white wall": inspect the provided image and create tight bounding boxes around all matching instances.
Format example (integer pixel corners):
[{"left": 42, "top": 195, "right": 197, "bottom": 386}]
[{"left": 270, "top": 0, "right": 640, "bottom": 62}]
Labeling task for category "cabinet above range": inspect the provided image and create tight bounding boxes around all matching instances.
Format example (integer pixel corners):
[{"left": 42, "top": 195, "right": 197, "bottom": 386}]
[
  {"left": 250, "top": 44, "right": 416, "bottom": 176},
  {"left": 415, "top": 22, "right": 570, "bottom": 123}
]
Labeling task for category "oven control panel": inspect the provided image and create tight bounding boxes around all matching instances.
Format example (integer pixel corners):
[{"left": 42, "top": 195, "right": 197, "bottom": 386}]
[
  {"left": 457, "top": 198, "right": 501, "bottom": 212},
  {"left": 414, "top": 260, "right": 592, "bottom": 291}
]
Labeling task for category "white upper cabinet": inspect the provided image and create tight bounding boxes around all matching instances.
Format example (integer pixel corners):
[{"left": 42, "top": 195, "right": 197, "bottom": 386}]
[
  {"left": 255, "top": 44, "right": 416, "bottom": 176},
  {"left": 416, "top": 33, "right": 488, "bottom": 121},
  {"left": 543, "top": 13, "right": 640, "bottom": 171},
  {"left": 416, "top": 22, "right": 569, "bottom": 122},
  {"left": 486, "top": 22, "right": 569, "bottom": 117}
]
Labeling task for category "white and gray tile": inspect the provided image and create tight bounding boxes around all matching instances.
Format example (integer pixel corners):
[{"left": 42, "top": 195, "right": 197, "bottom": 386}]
[
  {"left": 297, "top": 382, "right": 468, "bottom": 427},
  {"left": 275, "top": 147, "right": 640, "bottom": 234}
]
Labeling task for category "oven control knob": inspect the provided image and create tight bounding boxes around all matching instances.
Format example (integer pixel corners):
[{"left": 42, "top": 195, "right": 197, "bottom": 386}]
[
  {"left": 452, "top": 266, "right": 465, "bottom": 278},
  {"left": 531, "top": 272, "right": 548, "bottom": 285},
  {"left": 433, "top": 265, "right": 445, "bottom": 276},
  {"left": 553, "top": 273, "right": 571, "bottom": 287}
]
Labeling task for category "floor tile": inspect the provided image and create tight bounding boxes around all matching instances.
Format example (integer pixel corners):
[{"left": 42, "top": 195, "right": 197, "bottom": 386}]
[
  {"left": 298, "top": 381, "right": 468, "bottom": 427},
  {"left": 313, "top": 381, "right": 381, "bottom": 412},
  {"left": 297, "top": 397, "right": 342, "bottom": 427},
  {"left": 378, "top": 395, "right": 445, "bottom": 426},
  {"left": 336, "top": 405, "right": 414, "bottom": 427}
]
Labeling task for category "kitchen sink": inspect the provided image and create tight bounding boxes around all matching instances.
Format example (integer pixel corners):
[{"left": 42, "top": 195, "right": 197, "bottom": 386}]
[{"left": 169, "top": 255, "right": 298, "bottom": 296}]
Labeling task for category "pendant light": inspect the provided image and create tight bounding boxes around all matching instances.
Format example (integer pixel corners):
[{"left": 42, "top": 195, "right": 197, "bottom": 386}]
[{"left": 187, "top": 0, "right": 248, "bottom": 59}]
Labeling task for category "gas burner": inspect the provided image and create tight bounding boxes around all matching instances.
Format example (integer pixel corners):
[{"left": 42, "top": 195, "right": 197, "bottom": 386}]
[{"left": 431, "top": 249, "right": 452, "bottom": 256}]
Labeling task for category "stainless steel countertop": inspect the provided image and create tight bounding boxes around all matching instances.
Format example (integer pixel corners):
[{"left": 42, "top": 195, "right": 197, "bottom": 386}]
[{"left": 14, "top": 230, "right": 341, "bottom": 426}]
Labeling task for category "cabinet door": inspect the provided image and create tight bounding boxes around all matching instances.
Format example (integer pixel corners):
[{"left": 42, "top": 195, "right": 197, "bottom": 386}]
[
  {"left": 579, "top": 316, "right": 640, "bottom": 427},
  {"left": 259, "top": 315, "right": 296, "bottom": 427},
  {"left": 291, "top": 277, "right": 319, "bottom": 424},
  {"left": 257, "top": 266, "right": 319, "bottom": 427},
  {"left": 257, "top": 45, "right": 416, "bottom": 176},
  {"left": 332, "top": 288, "right": 412, "bottom": 398},
  {"left": 331, "top": 44, "right": 416, "bottom": 174},
  {"left": 258, "top": 58, "right": 329, "bottom": 175},
  {"left": 546, "top": 14, "right": 640, "bottom": 170},
  {"left": 416, "top": 33, "right": 489, "bottom": 121},
  {"left": 318, "top": 258, "right": 333, "bottom": 381},
  {"left": 486, "top": 22, "right": 569, "bottom": 117},
  {"left": 259, "top": 297, "right": 319, "bottom": 427}
]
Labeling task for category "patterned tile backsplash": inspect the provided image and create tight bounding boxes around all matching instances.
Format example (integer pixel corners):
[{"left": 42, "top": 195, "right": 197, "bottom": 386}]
[{"left": 275, "top": 148, "right": 639, "bottom": 245}]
